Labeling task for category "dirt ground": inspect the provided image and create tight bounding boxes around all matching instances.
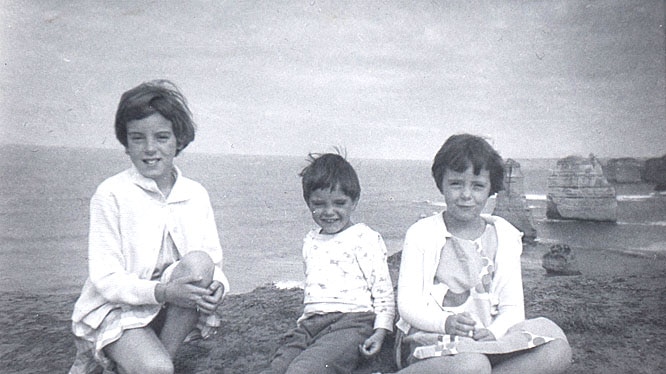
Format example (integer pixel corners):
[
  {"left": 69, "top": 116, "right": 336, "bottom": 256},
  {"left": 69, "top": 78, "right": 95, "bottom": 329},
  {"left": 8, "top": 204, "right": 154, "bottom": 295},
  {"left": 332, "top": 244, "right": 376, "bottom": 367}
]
[{"left": 1, "top": 243, "right": 665, "bottom": 373}]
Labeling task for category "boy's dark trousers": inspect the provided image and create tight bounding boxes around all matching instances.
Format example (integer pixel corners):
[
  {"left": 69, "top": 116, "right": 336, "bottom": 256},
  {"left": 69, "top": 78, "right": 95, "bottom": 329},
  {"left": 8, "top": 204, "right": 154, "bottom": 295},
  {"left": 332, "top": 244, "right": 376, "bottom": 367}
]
[{"left": 261, "top": 311, "right": 375, "bottom": 374}]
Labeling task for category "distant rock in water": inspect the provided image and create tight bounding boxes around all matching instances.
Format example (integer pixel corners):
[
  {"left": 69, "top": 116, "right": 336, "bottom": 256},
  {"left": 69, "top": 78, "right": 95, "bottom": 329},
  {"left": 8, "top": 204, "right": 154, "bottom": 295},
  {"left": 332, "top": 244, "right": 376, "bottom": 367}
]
[
  {"left": 546, "top": 154, "right": 617, "bottom": 222},
  {"left": 542, "top": 244, "right": 581, "bottom": 276},
  {"left": 642, "top": 154, "right": 666, "bottom": 186},
  {"left": 605, "top": 157, "right": 643, "bottom": 184},
  {"left": 493, "top": 159, "right": 537, "bottom": 243}
]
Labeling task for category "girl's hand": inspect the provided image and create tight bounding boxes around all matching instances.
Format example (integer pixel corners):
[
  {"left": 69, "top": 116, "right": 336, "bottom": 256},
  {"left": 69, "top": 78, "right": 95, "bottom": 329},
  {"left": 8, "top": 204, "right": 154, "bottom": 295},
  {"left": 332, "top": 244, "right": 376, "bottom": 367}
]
[
  {"left": 473, "top": 328, "right": 496, "bottom": 341},
  {"left": 196, "top": 280, "right": 225, "bottom": 315},
  {"left": 445, "top": 312, "right": 476, "bottom": 337},
  {"left": 359, "top": 328, "right": 387, "bottom": 357},
  {"left": 161, "top": 275, "right": 211, "bottom": 309}
]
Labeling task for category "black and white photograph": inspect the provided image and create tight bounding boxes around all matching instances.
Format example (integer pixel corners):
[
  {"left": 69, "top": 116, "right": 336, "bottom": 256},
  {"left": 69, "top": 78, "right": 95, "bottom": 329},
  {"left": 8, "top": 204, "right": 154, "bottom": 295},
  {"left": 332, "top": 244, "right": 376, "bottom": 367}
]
[{"left": 1, "top": 1, "right": 665, "bottom": 373}]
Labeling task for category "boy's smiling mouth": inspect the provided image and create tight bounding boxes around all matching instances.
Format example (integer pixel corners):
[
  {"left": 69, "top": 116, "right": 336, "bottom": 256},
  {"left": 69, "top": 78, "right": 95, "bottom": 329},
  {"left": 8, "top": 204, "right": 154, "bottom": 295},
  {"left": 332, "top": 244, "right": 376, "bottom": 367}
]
[{"left": 143, "top": 158, "right": 161, "bottom": 165}]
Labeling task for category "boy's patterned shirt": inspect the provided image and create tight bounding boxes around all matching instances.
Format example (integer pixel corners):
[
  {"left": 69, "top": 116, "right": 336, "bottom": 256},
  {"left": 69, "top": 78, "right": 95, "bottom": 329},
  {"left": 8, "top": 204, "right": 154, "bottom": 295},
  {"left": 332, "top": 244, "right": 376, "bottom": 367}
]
[{"left": 300, "top": 223, "right": 395, "bottom": 331}]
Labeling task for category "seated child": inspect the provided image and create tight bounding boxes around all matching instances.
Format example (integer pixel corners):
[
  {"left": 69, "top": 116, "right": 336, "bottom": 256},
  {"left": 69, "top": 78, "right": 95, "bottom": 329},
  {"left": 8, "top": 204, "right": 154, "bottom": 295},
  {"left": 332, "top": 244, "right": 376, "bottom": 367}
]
[
  {"left": 69, "top": 80, "right": 229, "bottom": 374},
  {"left": 261, "top": 153, "right": 395, "bottom": 374},
  {"left": 395, "top": 134, "right": 572, "bottom": 374}
]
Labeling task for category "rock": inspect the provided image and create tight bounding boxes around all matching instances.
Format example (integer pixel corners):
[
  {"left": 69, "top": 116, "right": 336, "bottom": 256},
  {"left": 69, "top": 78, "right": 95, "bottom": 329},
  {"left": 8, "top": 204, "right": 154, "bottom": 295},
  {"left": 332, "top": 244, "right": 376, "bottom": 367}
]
[
  {"left": 642, "top": 154, "right": 666, "bottom": 185},
  {"left": 542, "top": 244, "right": 581, "bottom": 276},
  {"left": 493, "top": 159, "right": 537, "bottom": 243},
  {"left": 546, "top": 154, "right": 618, "bottom": 222},
  {"left": 605, "top": 157, "right": 643, "bottom": 183}
]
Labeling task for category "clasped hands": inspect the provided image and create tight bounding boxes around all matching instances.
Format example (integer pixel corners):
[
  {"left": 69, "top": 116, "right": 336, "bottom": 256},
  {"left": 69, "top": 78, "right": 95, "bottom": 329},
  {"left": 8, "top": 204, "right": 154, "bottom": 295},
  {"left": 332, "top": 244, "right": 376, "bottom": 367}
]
[
  {"left": 157, "top": 276, "right": 225, "bottom": 315},
  {"left": 445, "top": 312, "right": 496, "bottom": 341}
]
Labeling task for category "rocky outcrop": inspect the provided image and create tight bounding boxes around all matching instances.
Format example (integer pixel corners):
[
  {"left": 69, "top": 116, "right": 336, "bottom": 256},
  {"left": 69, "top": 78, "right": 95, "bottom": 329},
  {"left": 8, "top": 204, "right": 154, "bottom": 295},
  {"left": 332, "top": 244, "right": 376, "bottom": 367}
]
[
  {"left": 546, "top": 154, "right": 617, "bottom": 221},
  {"left": 493, "top": 159, "right": 537, "bottom": 243},
  {"left": 605, "top": 157, "right": 643, "bottom": 183},
  {"left": 542, "top": 244, "right": 581, "bottom": 276},
  {"left": 642, "top": 155, "right": 666, "bottom": 187}
]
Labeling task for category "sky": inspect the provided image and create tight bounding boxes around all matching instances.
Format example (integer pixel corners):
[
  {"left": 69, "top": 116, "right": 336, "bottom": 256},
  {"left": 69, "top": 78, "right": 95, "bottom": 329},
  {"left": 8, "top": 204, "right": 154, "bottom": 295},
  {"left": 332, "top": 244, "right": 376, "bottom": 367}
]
[{"left": 1, "top": 0, "right": 664, "bottom": 160}]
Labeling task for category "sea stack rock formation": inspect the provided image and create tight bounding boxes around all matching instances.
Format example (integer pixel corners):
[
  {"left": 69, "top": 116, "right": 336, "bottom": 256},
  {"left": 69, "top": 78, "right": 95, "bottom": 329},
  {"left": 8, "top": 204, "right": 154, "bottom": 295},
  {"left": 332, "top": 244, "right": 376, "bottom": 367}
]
[
  {"left": 542, "top": 244, "right": 581, "bottom": 276},
  {"left": 642, "top": 154, "right": 666, "bottom": 191},
  {"left": 493, "top": 159, "right": 537, "bottom": 243},
  {"left": 606, "top": 157, "right": 643, "bottom": 183},
  {"left": 546, "top": 154, "right": 617, "bottom": 222}
]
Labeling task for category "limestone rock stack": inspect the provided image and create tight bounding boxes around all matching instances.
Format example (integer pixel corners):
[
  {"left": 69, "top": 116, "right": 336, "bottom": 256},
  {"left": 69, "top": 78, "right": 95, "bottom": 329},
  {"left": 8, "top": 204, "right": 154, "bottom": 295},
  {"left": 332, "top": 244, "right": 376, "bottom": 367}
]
[
  {"left": 642, "top": 154, "right": 666, "bottom": 191},
  {"left": 493, "top": 159, "right": 537, "bottom": 242},
  {"left": 542, "top": 244, "right": 581, "bottom": 276},
  {"left": 546, "top": 154, "right": 617, "bottom": 221},
  {"left": 605, "top": 157, "right": 643, "bottom": 183}
]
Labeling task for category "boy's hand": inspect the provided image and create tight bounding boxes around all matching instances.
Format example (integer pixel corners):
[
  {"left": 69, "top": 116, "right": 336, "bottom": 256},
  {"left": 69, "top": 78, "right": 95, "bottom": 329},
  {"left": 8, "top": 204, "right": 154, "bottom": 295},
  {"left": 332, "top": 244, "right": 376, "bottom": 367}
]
[{"left": 359, "top": 328, "right": 387, "bottom": 357}]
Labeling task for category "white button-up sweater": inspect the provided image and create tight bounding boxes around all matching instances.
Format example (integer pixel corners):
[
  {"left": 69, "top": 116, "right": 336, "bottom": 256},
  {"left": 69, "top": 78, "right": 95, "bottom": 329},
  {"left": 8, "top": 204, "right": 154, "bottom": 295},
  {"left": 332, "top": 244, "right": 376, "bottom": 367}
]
[{"left": 72, "top": 166, "right": 229, "bottom": 330}]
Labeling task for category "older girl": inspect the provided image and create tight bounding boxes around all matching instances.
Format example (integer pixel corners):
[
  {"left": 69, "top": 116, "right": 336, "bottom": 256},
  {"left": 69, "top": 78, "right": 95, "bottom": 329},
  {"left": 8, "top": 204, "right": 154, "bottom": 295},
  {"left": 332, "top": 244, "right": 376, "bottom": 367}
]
[
  {"left": 70, "top": 80, "right": 229, "bottom": 374},
  {"left": 396, "top": 134, "right": 571, "bottom": 373}
]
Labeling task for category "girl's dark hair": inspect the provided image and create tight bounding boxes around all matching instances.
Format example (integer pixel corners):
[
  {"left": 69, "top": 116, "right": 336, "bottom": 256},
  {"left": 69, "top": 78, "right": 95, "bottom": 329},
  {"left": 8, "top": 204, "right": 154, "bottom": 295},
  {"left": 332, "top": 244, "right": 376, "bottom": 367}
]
[
  {"left": 431, "top": 134, "right": 505, "bottom": 195},
  {"left": 300, "top": 153, "right": 360, "bottom": 202},
  {"left": 114, "top": 79, "right": 195, "bottom": 155}
]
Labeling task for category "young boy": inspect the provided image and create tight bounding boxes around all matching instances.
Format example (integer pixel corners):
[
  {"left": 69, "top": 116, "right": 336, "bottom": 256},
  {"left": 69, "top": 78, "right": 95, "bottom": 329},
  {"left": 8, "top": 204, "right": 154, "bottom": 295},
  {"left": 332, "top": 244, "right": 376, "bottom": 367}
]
[{"left": 261, "top": 153, "right": 395, "bottom": 374}]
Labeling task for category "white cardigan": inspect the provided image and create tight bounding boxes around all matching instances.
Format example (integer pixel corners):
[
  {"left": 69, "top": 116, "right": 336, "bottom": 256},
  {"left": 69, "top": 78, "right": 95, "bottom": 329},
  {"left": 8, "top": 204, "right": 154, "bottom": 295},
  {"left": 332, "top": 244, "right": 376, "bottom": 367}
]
[
  {"left": 396, "top": 213, "right": 524, "bottom": 339},
  {"left": 72, "top": 166, "right": 229, "bottom": 329}
]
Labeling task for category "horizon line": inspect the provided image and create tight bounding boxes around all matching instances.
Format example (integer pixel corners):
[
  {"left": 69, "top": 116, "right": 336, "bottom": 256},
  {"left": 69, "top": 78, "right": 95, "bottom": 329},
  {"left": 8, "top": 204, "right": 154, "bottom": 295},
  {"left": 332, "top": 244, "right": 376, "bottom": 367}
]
[{"left": 1, "top": 142, "right": 660, "bottom": 162}]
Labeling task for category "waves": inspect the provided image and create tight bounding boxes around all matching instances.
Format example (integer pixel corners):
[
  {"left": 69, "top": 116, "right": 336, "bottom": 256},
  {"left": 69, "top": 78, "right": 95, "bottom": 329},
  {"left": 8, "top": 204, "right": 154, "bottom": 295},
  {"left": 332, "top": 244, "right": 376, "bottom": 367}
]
[
  {"left": 537, "top": 218, "right": 666, "bottom": 227},
  {"left": 524, "top": 194, "right": 659, "bottom": 202},
  {"left": 273, "top": 280, "right": 304, "bottom": 290},
  {"left": 617, "top": 194, "right": 664, "bottom": 201},
  {"left": 421, "top": 194, "right": 662, "bottom": 204},
  {"left": 617, "top": 221, "right": 666, "bottom": 227}
]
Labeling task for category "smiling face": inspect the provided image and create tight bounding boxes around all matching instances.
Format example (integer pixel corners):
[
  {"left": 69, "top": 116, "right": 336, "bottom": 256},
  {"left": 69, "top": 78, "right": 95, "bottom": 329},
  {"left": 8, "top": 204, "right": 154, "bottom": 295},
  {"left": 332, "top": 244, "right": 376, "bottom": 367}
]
[
  {"left": 307, "top": 186, "right": 358, "bottom": 235},
  {"left": 125, "top": 112, "right": 179, "bottom": 192},
  {"left": 440, "top": 166, "right": 492, "bottom": 225}
]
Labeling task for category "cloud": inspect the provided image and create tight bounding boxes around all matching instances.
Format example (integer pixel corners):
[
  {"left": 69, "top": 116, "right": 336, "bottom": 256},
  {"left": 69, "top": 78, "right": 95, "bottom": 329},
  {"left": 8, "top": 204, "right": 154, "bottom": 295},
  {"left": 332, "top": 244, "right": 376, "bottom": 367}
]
[{"left": 1, "top": 0, "right": 664, "bottom": 159}]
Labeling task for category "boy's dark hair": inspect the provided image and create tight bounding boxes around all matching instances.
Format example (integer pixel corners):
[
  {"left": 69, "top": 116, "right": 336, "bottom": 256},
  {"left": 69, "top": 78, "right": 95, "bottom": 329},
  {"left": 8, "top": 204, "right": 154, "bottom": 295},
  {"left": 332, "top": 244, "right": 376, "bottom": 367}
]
[
  {"left": 115, "top": 79, "right": 195, "bottom": 155},
  {"left": 431, "top": 134, "right": 505, "bottom": 195},
  {"left": 300, "top": 153, "right": 361, "bottom": 203}
]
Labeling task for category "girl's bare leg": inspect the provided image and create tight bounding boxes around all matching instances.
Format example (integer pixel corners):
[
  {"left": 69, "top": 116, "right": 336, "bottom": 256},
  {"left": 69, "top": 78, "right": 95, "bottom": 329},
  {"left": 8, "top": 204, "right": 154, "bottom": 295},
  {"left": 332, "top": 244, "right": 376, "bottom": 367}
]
[
  {"left": 159, "top": 251, "right": 215, "bottom": 357},
  {"left": 493, "top": 339, "right": 572, "bottom": 374},
  {"left": 105, "top": 252, "right": 215, "bottom": 373},
  {"left": 397, "top": 352, "right": 491, "bottom": 374},
  {"left": 105, "top": 327, "right": 174, "bottom": 374}
]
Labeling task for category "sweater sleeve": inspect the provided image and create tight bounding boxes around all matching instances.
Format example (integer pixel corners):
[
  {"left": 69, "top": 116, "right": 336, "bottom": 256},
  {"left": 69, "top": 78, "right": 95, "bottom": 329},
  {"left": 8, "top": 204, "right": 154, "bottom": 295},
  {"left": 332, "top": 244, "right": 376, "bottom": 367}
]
[
  {"left": 88, "top": 188, "right": 159, "bottom": 305},
  {"left": 356, "top": 231, "right": 395, "bottom": 331},
  {"left": 397, "top": 223, "right": 453, "bottom": 334}
]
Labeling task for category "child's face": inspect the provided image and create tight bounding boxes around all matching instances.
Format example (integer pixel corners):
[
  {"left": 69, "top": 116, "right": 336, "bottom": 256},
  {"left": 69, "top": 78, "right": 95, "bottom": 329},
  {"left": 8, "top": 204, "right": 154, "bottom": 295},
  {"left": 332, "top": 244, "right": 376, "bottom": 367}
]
[
  {"left": 440, "top": 166, "right": 491, "bottom": 224},
  {"left": 307, "top": 186, "right": 358, "bottom": 235},
  {"left": 125, "top": 113, "right": 179, "bottom": 187}
]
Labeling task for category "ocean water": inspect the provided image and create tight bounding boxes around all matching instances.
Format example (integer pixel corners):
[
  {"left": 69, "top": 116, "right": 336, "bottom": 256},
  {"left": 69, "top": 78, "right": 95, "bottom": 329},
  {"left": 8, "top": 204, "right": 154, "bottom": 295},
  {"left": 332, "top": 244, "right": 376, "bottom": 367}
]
[{"left": 1, "top": 145, "right": 664, "bottom": 295}]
